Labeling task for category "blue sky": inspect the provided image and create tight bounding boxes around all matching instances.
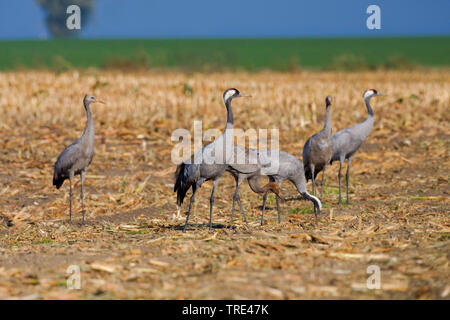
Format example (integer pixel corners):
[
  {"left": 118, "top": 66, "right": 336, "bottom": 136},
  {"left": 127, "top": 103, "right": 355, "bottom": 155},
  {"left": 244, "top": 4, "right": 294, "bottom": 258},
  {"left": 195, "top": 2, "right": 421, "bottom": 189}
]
[{"left": 0, "top": 0, "right": 449, "bottom": 39}]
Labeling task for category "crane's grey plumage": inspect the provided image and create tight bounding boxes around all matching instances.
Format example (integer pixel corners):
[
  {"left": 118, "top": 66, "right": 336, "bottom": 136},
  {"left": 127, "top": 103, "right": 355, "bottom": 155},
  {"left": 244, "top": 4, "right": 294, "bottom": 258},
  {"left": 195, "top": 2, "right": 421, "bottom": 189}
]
[
  {"left": 226, "top": 145, "right": 282, "bottom": 227},
  {"left": 260, "top": 150, "right": 322, "bottom": 224},
  {"left": 174, "top": 88, "right": 250, "bottom": 232},
  {"left": 245, "top": 174, "right": 283, "bottom": 226},
  {"left": 227, "top": 147, "right": 322, "bottom": 226},
  {"left": 53, "top": 94, "right": 105, "bottom": 224},
  {"left": 303, "top": 96, "right": 333, "bottom": 201},
  {"left": 331, "top": 89, "right": 383, "bottom": 203}
]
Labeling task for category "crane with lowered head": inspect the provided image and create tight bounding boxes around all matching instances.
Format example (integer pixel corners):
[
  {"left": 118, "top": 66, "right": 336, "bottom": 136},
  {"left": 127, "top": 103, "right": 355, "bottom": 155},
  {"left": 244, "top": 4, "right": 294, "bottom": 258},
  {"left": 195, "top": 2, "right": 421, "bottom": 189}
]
[{"left": 228, "top": 146, "right": 322, "bottom": 226}]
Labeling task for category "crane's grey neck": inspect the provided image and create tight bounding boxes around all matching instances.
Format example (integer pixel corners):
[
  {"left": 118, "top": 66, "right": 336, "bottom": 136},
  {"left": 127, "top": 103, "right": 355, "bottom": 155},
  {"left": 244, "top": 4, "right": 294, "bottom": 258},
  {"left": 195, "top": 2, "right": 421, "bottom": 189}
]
[
  {"left": 364, "top": 96, "right": 374, "bottom": 118},
  {"left": 82, "top": 100, "right": 94, "bottom": 137},
  {"left": 248, "top": 176, "right": 265, "bottom": 194},
  {"left": 323, "top": 105, "right": 332, "bottom": 136},
  {"left": 225, "top": 98, "right": 234, "bottom": 130}
]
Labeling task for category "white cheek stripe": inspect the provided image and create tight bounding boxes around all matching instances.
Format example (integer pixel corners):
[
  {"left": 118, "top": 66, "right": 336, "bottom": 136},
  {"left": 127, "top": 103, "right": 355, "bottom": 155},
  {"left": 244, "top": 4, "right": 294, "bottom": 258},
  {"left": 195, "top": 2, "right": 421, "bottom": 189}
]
[
  {"left": 224, "top": 90, "right": 235, "bottom": 103},
  {"left": 363, "top": 90, "right": 373, "bottom": 99}
]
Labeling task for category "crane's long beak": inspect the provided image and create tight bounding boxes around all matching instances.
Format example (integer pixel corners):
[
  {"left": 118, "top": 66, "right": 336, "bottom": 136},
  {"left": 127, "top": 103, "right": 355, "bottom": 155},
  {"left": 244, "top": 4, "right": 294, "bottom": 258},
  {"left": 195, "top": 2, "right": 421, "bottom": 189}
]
[
  {"left": 377, "top": 92, "right": 385, "bottom": 96},
  {"left": 95, "top": 98, "right": 106, "bottom": 104},
  {"left": 238, "top": 93, "right": 252, "bottom": 98}
]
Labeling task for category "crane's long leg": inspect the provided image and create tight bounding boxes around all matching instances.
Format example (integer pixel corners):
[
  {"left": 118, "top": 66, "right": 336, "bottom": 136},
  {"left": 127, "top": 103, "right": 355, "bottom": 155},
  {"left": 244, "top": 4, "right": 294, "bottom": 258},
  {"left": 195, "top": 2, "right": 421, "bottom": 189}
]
[
  {"left": 260, "top": 191, "right": 269, "bottom": 226},
  {"left": 236, "top": 195, "right": 249, "bottom": 227},
  {"left": 276, "top": 195, "right": 281, "bottom": 224},
  {"left": 80, "top": 170, "right": 86, "bottom": 225},
  {"left": 230, "top": 177, "right": 243, "bottom": 229},
  {"left": 310, "top": 164, "right": 316, "bottom": 196},
  {"left": 320, "top": 164, "right": 326, "bottom": 201},
  {"left": 183, "top": 184, "right": 198, "bottom": 233},
  {"left": 310, "top": 164, "right": 316, "bottom": 213},
  {"left": 273, "top": 177, "right": 282, "bottom": 223},
  {"left": 209, "top": 178, "right": 220, "bottom": 230},
  {"left": 69, "top": 171, "right": 74, "bottom": 223},
  {"left": 346, "top": 157, "right": 353, "bottom": 204},
  {"left": 338, "top": 159, "right": 343, "bottom": 204}
]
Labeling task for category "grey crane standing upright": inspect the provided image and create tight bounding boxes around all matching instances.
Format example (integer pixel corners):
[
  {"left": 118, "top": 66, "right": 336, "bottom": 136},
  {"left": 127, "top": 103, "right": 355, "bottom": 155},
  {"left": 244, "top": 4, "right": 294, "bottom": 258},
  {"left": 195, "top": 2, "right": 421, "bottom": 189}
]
[
  {"left": 53, "top": 94, "right": 105, "bottom": 224},
  {"left": 303, "top": 96, "right": 333, "bottom": 201},
  {"left": 228, "top": 146, "right": 322, "bottom": 226},
  {"left": 174, "top": 88, "right": 250, "bottom": 232},
  {"left": 331, "top": 89, "right": 383, "bottom": 204}
]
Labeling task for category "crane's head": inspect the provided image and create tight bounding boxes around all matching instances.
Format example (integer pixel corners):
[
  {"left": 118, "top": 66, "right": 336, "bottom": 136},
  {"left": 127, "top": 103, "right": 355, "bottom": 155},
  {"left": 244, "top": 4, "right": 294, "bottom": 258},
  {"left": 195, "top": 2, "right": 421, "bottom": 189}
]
[
  {"left": 325, "top": 96, "right": 332, "bottom": 107},
  {"left": 223, "top": 88, "right": 251, "bottom": 104},
  {"left": 363, "top": 89, "right": 383, "bottom": 100},
  {"left": 84, "top": 94, "right": 105, "bottom": 105}
]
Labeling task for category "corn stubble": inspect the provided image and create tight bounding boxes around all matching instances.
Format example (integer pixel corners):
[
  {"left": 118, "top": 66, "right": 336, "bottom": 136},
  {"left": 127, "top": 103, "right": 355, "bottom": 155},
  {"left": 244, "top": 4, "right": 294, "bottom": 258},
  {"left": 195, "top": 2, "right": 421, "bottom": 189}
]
[{"left": 0, "top": 70, "right": 448, "bottom": 299}]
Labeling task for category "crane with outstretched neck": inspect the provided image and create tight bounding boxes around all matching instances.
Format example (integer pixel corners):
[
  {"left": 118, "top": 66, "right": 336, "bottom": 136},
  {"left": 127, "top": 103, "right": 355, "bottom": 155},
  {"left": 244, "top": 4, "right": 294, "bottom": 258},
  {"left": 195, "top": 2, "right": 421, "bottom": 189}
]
[
  {"left": 303, "top": 96, "right": 333, "bottom": 201},
  {"left": 174, "top": 88, "right": 250, "bottom": 232},
  {"left": 331, "top": 89, "right": 383, "bottom": 204},
  {"left": 53, "top": 94, "right": 105, "bottom": 224}
]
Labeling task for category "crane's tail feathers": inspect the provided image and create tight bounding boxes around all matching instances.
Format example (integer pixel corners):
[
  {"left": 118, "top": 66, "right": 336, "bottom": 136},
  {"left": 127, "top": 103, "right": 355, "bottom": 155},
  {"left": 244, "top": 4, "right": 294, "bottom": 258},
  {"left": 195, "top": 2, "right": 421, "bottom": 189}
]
[
  {"left": 53, "top": 176, "right": 65, "bottom": 189},
  {"left": 174, "top": 163, "right": 191, "bottom": 206},
  {"left": 301, "top": 191, "right": 322, "bottom": 213},
  {"left": 304, "top": 167, "right": 320, "bottom": 182}
]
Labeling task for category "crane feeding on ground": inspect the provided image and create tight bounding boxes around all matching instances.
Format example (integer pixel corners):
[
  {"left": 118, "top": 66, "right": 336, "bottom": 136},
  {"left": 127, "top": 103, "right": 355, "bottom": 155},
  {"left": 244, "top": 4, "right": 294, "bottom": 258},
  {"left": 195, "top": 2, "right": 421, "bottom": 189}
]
[
  {"left": 227, "top": 146, "right": 322, "bottom": 226},
  {"left": 53, "top": 94, "right": 105, "bottom": 224}
]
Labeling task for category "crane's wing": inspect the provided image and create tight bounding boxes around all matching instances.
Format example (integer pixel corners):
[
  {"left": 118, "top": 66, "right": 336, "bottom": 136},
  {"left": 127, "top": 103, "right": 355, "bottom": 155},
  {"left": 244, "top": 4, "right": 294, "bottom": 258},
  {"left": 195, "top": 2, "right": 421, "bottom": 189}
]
[
  {"left": 302, "top": 137, "right": 312, "bottom": 164},
  {"left": 228, "top": 145, "right": 260, "bottom": 173},
  {"left": 54, "top": 142, "right": 82, "bottom": 177},
  {"left": 331, "top": 128, "right": 355, "bottom": 161}
]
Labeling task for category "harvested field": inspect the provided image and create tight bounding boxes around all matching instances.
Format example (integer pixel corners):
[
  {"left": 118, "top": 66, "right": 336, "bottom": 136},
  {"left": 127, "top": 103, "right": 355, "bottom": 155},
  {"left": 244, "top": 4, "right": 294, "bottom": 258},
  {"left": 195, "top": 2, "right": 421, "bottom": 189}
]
[{"left": 0, "top": 70, "right": 448, "bottom": 299}]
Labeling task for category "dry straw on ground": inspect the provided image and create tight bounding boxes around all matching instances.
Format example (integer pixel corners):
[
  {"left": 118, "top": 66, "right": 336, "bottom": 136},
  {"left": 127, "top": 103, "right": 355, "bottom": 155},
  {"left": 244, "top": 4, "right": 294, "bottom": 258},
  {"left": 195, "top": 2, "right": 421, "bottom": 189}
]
[{"left": 0, "top": 70, "right": 449, "bottom": 299}]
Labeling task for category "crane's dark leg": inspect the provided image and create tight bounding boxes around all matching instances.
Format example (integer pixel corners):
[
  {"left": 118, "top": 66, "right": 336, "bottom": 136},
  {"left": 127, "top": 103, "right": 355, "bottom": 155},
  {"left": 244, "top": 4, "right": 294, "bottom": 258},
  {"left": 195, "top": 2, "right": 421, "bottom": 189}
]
[
  {"left": 338, "top": 159, "right": 343, "bottom": 204},
  {"left": 310, "top": 164, "right": 316, "bottom": 213},
  {"left": 276, "top": 195, "right": 281, "bottom": 224},
  {"left": 236, "top": 195, "right": 249, "bottom": 227},
  {"left": 320, "top": 164, "right": 326, "bottom": 201},
  {"left": 209, "top": 179, "right": 219, "bottom": 230},
  {"left": 80, "top": 170, "right": 86, "bottom": 225},
  {"left": 260, "top": 191, "right": 269, "bottom": 226},
  {"left": 230, "top": 177, "right": 243, "bottom": 229},
  {"left": 69, "top": 171, "right": 74, "bottom": 223},
  {"left": 310, "top": 164, "right": 316, "bottom": 196},
  {"left": 346, "top": 157, "right": 353, "bottom": 204},
  {"left": 183, "top": 185, "right": 197, "bottom": 233},
  {"left": 273, "top": 177, "right": 282, "bottom": 223}
]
